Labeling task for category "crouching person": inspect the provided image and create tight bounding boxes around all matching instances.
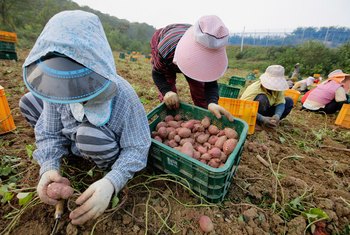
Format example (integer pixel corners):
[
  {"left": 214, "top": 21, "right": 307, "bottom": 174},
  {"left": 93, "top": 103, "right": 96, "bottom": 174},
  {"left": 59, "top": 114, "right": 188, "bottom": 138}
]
[
  {"left": 302, "top": 69, "right": 350, "bottom": 114},
  {"left": 241, "top": 65, "right": 294, "bottom": 129},
  {"left": 19, "top": 10, "right": 151, "bottom": 225}
]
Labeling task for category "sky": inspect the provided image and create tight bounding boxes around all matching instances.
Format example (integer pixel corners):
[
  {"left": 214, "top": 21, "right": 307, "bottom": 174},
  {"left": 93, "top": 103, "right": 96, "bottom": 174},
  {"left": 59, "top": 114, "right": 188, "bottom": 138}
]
[{"left": 72, "top": 0, "right": 350, "bottom": 34}]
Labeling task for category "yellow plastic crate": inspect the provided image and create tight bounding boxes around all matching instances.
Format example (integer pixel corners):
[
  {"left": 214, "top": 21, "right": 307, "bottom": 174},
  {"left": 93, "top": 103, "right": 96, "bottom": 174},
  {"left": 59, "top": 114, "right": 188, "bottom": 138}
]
[
  {"left": 0, "top": 31, "right": 17, "bottom": 43},
  {"left": 313, "top": 74, "right": 321, "bottom": 77},
  {"left": 0, "top": 85, "right": 16, "bottom": 134},
  {"left": 218, "top": 98, "right": 259, "bottom": 134},
  {"left": 284, "top": 89, "right": 300, "bottom": 107},
  {"left": 335, "top": 104, "right": 350, "bottom": 128}
]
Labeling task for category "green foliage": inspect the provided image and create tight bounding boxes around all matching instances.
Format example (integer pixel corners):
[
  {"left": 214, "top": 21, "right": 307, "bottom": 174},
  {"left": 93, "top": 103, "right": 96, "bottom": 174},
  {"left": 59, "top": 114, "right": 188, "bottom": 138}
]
[{"left": 1, "top": 0, "right": 156, "bottom": 53}]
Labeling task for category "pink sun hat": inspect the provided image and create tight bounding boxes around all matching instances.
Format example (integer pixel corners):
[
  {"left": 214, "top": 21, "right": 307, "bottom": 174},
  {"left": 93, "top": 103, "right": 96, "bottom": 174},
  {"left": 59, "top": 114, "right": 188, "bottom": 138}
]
[
  {"left": 260, "top": 65, "right": 289, "bottom": 91},
  {"left": 173, "top": 15, "right": 229, "bottom": 82}
]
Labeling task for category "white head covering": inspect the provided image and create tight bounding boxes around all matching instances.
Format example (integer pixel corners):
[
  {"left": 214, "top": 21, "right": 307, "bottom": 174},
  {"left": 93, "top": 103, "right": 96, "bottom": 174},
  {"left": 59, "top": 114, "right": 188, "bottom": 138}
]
[{"left": 23, "top": 10, "right": 120, "bottom": 126}]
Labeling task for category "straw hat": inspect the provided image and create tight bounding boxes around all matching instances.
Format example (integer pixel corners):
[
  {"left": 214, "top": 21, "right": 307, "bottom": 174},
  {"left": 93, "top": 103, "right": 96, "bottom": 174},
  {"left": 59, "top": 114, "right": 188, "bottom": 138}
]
[
  {"left": 173, "top": 15, "right": 229, "bottom": 82},
  {"left": 260, "top": 65, "right": 289, "bottom": 91}
]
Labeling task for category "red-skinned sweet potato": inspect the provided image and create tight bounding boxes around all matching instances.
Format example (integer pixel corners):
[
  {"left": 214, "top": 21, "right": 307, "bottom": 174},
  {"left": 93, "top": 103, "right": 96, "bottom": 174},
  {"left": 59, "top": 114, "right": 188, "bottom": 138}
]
[
  {"left": 201, "top": 116, "right": 211, "bottom": 129},
  {"left": 201, "top": 153, "right": 211, "bottom": 161},
  {"left": 224, "top": 127, "right": 238, "bottom": 139},
  {"left": 208, "top": 125, "right": 220, "bottom": 135},
  {"left": 156, "top": 122, "right": 167, "bottom": 131},
  {"left": 47, "top": 182, "right": 74, "bottom": 200},
  {"left": 158, "top": 126, "right": 168, "bottom": 139},
  {"left": 154, "top": 136, "right": 162, "bottom": 143},
  {"left": 208, "top": 158, "right": 221, "bottom": 168},
  {"left": 223, "top": 139, "right": 238, "bottom": 155},
  {"left": 168, "top": 131, "right": 177, "bottom": 140},
  {"left": 178, "top": 128, "right": 191, "bottom": 138},
  {"left": 180, "top": 138, "right": 195, "bottom": 146},
  {"left": 197, "top": 134, "right": 209, "bottom": 144},
  {"left": 214, "top": 136, "right": 227, "bottom": 149},
  {"left": 197, "top": 145, "right": 208, "bottom": 154},
  {"left": 174, "top": 114, "right": 183, "bottom": 121},
  {"left": 174, "top": 135, "right": 181, "bottom": 143},
  {"left": 193, "top": 151, "right": 201, "bottom": 160},
  {"left": 165, "top": 115, "right": 174, "bottom": 123},
  {"left": 208, "top": 147, "right": 221, "bottom": 158},
  {"left": 199, "top": 215, "right": 214, "bottom": 232},
  {"left": 208, "top": 135, "right": 219, "bottom": 145},
  {"left": 167, "top": 121, "right": 181, "bottom": 129},
  {"left": 181, "top": 142, "right": 194, "bottom": 157},
  {"left": 168, "top": 140, "right": 178, "bottom": 148}
]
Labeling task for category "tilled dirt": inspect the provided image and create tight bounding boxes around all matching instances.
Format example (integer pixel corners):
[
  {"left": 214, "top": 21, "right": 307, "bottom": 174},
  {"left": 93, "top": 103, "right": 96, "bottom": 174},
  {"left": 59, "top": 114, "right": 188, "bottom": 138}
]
[{"left": 0, "top": 49, "right": 350, "bottom": 235}]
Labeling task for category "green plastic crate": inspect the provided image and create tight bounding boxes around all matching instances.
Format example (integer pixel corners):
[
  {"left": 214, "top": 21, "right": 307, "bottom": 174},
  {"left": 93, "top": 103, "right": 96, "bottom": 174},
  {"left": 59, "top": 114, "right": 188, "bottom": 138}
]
[
  {"left": 229, "top": 76, "right": 246, "bottom": 87},
  {"left": 0, "top": 41, "right": 15, "bottom": 52},
  {"left": 147, "top": 101, "right": 248, "bottom": 203},
  {"left": 0, "top": 51, "right": 17, "bottom": 61},
  {"left": 218, "top": 83, "right": 240, "bottom": 99},
  {"left": 119, "top": 53, "right": 125, "bottom": 59}
]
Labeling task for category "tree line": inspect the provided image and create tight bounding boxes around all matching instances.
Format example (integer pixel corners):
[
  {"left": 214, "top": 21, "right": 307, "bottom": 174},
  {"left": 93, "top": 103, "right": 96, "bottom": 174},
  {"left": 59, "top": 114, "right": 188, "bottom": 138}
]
[{"left": 0, "top": 0, "right": 156, "bottom": 54}]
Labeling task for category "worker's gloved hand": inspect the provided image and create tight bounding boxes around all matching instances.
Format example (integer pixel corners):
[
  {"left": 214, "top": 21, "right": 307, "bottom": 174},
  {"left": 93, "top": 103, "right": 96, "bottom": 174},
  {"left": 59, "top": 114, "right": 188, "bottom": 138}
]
[
  {"left": 271, "top": 114, "right": 281, "bottom": 126},
  {"left": 163, "top": 91, "right": 180, "bottom": 110},
  {"left": 37, "top": 169, "right": 63, "bottom": 205},
  {"left": 70, "top": 178, "right": 114, "bottom": 225},
  {"left": 208, "top": 103, "right": 234, "bottom": 122},
  {"left": 260, "top": 116, "right": 277, "bottom": 129}
]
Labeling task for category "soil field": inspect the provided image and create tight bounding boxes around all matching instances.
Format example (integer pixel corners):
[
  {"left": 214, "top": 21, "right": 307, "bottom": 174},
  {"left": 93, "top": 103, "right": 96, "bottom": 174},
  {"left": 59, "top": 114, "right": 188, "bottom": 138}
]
[{"left": 1, "top": 49, "right": 350, "bottom": 235}]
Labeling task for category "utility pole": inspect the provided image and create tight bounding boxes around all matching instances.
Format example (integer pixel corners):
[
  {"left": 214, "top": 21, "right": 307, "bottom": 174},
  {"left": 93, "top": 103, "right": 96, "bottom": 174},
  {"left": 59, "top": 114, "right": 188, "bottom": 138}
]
[
  {"left": 266, "top": 29, "right": 269, "bottom": 47},
  {"left": 324, "top": 27, "right": 330, "bottom": 44},
  {"left": 240, "top": 26, "right": 245, "bottom": 52},
  {"left": 253, "top": 30, "right": 256, "bottom": 46},
  {"left": 282, "top": 28, "right": 286, "bottom": 46}
]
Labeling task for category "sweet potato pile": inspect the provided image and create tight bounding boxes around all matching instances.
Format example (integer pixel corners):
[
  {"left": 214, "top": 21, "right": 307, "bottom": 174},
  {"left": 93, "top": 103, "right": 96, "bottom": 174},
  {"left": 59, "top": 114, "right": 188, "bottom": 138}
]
[{"left": 151, "top": 115, "right": 239, "bottom": 168}]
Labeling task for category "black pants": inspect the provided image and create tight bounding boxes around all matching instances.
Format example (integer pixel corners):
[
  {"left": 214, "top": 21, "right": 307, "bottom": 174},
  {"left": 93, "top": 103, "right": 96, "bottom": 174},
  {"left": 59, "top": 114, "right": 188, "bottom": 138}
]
[
  {"left": 254, "top": 94, "right": 294, "bottom": 119},
  {"left": 303, "top": 95, "right": 349, "bottom": 114}
]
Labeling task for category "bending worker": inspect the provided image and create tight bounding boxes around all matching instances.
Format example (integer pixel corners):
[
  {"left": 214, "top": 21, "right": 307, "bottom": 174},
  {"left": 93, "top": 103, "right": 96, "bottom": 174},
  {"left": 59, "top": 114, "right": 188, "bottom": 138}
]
[
  {"left": 241, "top": 65, "right": 294, "bottom": 129},
  {"left": 150, "top": 15, "right": 233, "bottom": 122},
  {"left": 19, "top": 10, "right": 151, "bottom": 225},
  {"left": 292, "top": 76, "right": 315, "bottom": 93},
  {"left": 302, "top": 69, "right": 350, "bottom": 114}
]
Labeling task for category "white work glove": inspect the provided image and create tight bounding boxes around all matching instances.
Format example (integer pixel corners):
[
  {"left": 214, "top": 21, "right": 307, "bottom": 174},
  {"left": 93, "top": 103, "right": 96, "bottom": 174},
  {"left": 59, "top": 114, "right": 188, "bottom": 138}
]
[
  {"left": 260, "top": 116, "right": 277, "bottom": 129},
  {"left": 37, "top": 169, "right": 64, "bottom": 205},
  {"left": 163, "top": 91, "right": 180, "bottom": 110},
  {"left": 271, "top": 114, "right": 281, "bottom": 126},
  {"left": 208, "top": 103, "right": 234, "bottom": 122},
  {"left": 69, "top": 178, "right": 114, "bottom": 225}
]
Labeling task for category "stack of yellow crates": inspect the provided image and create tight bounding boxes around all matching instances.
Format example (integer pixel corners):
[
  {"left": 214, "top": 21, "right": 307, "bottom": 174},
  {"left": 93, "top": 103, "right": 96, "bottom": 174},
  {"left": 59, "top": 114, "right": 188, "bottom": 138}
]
[{"left": 0, "top": 31, "right": 17, "bottom": 61}]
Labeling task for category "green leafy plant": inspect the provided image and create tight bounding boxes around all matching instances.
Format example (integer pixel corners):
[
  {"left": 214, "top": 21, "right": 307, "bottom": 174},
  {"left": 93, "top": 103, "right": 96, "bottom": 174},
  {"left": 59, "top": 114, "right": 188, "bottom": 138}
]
[{"left": 302, "top": 208, "right": 328, "bottom": 234}]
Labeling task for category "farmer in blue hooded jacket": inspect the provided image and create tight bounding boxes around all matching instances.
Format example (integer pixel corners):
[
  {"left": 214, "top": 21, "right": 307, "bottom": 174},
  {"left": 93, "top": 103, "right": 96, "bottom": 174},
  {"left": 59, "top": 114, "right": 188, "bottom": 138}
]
[{"left": 19, "top": 10, "right": 151, "bottom": 225}]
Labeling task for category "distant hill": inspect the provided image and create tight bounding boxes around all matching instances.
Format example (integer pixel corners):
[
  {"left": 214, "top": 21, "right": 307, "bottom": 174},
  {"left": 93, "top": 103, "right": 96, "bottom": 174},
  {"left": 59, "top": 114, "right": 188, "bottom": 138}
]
[{"left": 0, "top": 0, "right": 157, "bottom": 53}]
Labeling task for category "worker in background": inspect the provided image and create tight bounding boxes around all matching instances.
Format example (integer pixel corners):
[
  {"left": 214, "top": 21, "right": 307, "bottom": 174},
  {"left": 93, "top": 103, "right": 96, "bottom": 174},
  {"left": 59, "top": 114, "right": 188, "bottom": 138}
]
[
  {"left": 291, "top": 63, "right": 300, "bottom": 80},
  {"left": 302, "top": 69, "right": 350, "bottom": 114},
  {"left": 292, "top": 76, "right": 315, "bottom": 93},
  {"left": 18, "top": 10, "right": 151, "bottom": 225},
  {"left": 241, "top": 65, "right": 294, "bottom": 129},
  {"left": 150, "top": 15, "right": 233, "bottom": 122}
]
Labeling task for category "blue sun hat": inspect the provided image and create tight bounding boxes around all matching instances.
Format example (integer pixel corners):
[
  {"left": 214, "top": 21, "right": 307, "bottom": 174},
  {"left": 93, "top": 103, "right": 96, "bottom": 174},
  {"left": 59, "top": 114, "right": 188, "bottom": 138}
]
[{"left": 22, "top": 10, "right": 120, "bottom": 126}]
